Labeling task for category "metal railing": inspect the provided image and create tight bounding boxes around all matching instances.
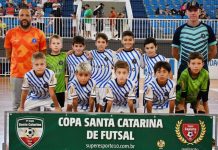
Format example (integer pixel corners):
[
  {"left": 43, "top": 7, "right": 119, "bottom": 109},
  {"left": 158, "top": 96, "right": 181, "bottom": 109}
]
[
  {"left": 0, "top": 57, "right": 10, "bottom": 76},
  {"left": 0, "top": 16, "right": 218, "bottom": 40}
]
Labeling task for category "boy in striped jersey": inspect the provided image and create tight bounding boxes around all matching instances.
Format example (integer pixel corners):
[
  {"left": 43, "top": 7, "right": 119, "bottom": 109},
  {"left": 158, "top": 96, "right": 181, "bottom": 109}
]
[
  {"left": 67, "top": 36, "right": 89, "bottom": 84},
  {"left": 66, "top": 36, "right": 89, "bottom": 111},
  {"left": 67, "top": 62, "right": 96, "bottom": 112},
  {"left": 90, "top": 33, "right": 116, "bottom": 112},
  {"left": 46, "top": 35, "right": 66, "bottom": 108},
  {"left": 18, "top": 52, "right": 61, "bottom": 112},
  {"left": 105, "top": 61, "right": 135, "bottom": 113},
  {"left": 176, "top": 52, "right": 209, "bottom": 114},
  {"left": 144, "top": 61, "right": 175, "bottom": 113},
  {"left": 116, "top": 31, "right": 142, "bottom": 112},
  {"left": 141, "top": 37, "right": 166, "bottom": 93}
]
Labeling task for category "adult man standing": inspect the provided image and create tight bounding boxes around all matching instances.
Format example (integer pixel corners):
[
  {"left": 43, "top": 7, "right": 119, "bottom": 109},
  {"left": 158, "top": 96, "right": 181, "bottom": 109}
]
[
  {"left": 172, "top": 1, "right": 217, "bottom": 78},
  {"left": 4, "top": 8, "right": 47, "bottom": 111},
  {"left": 172, "top": 1, "right": 217, "bottom": 113}
]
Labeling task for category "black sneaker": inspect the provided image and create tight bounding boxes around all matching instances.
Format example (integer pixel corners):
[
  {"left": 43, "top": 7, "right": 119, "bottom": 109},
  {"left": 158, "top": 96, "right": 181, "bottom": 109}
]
[{"left": 212, "top": 138, "right": 215, "bottom": 147}]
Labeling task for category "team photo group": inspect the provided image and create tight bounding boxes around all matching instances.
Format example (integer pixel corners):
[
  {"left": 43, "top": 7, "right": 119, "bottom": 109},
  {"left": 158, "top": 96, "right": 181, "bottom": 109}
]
[{"left": 4, "top": 1, "right": 217, "bottom": 115}]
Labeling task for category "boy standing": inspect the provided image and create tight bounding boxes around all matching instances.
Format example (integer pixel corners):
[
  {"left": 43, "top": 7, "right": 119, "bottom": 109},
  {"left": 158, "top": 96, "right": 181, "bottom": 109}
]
[
  {"left": 141, "top": 37, "right": 166, "bottom": 92},
  {"left": 18, "top": 52, "right": 61, "bottom": 112},
  {"left": 176, "top": 52, "right": 209, "bottom": 114},
  {"left": 105, "top": 61, "right": 135, "bottom": 113},
  {"left": 67, "top": 62, "right": 96, "bottom": 112},
  {"left": 116, "top": 31, "right": 142, "bottom": 112},
  {"left": 46, "top": 35, "right": 66, "bottom": 108},
  {"left": 67, "top": 36, "right": 89, "bottom": 84},
  {"left": 90, "top": 33, "right": 116, "bottom": 112},
  {"left": 144, "top": 61, "right": 175, "bottom": 113}
]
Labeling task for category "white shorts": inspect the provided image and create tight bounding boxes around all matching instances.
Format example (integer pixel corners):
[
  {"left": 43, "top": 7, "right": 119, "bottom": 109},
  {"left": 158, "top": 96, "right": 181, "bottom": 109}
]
[
  {"left": 96, "top": 87, "right": 107, "bottom": 106},
  {"left": 151, "top": 108, "right": 169, "bottom": 114},
  {"left": 143, "top": 105, "right": 169, "bottom": 114},
  {"left": 24, "top": 98, "right": 53, "bottom": 111},
  {"left": 85, "top": 23, "right": 91, "bottom": 31},
  {"left": 75, "top": 105, "right": 89, "bottom": 112},
  {"left": 110, "top": 105, "right": 130, "bottom": 113},
  {"left": 134, "top": 98, "right": 139, "bottom": 109}
]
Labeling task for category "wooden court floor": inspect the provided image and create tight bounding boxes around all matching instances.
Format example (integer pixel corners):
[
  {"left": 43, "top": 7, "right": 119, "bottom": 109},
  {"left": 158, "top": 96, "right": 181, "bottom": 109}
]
[{"left": 0, "top": 77, "right": 218, "bottom": 149}]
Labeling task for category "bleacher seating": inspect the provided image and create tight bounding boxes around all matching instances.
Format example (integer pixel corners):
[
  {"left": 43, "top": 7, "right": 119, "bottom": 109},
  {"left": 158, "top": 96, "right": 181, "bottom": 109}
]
[{"left": 144, "top": 0, "right": 217, "bottom": 19}]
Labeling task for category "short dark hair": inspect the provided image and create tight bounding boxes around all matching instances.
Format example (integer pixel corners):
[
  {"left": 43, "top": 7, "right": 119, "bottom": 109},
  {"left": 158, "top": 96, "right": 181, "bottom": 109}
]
[
  {"left": 85, "top": 4, "right": 90, "bottom": 7},
  {"left": 114, "top": 60, "right": 129, "bottom": 72},
  {"left": 122, "top": 31, "right": 134, "bottom": 39},
  {"left": 188, "top": 52, "right": 204, "bottom": 62},
  {"left": 72, "top": 36, "right": 85, "bottom": 45},
  {"left": 144, "top": 37, "right": 157, "bottom": 47},
  {"left": 154, "top": 61, "right": 171, "bottom": 73},
  {"left": 95, "top": 33, "right": 108, "bottom": 43}
]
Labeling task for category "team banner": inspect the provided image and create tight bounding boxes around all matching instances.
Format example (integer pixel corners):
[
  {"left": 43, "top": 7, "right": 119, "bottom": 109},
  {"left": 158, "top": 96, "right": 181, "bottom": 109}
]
[{"left": 9, "top": 113, "right": 212, "bottom": 150}]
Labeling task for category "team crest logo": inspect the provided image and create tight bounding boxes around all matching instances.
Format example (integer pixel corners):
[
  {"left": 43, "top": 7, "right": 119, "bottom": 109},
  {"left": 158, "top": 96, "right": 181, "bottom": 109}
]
[
  {"left": 125, "top": 92, "right": 129, "bottom": 97},
  {"left": 32, "top": 38, "right": 37, "bottom": 43},
  {"left": 104, "top": 57, "right": 109, "bottom": 61},
  {"left": 17, "top": 117, "right": 44, "bottom": 148},
  {"left": 175, "top": 120, "right": 206, "bottom": 145},
  {"left": 43, "top": 83, "right": 49, "bottom": 88},
  {"left": 132, "top": 59, "right": 137, "bottom": 64},
  {"left": 59, "top": 60, "right": 64, "bottom": 65},
  {"left": 201, "top": 33, "right": 206, "bottom": 39}
]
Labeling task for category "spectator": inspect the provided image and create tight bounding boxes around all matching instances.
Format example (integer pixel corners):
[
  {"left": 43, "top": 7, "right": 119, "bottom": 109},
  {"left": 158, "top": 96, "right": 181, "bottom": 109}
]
[
  {"left": 84, "top": 4, "right": 93, "bottom": 38},
  {"left": 0, "top": 7, "right": 4, "bottom": 16},
  {"left": 109, "top": 7, "right": 117, "bottom": 38},
  {"left": 93, "top": 3, "right": 104, "bottom": 36},
  {"left": 155, "top": 7, "right": 160, "bottom": 15},
  {"left": 0, "top": 18, "right": 7, "bottom": 36},
  {"left": 115, "top": 12, "right": 125, "bottom": 38},
  {"left": 52, "top": 0, "right": 62, "bottom": 35},
  {"left": 80, "top": 6, "right": 85, "bottom": 36},
  {"left": 93, "top": 3, "right": 104, "bottom": 17},
  {"left": 5, "top": 3, "right": 15, "bottom": 16},
  {"left": 71, "top": 12, "right": 77, "bottom": 37},
  {"left": 164, "top": 4, "right": 171, "bottom": 15},
  {"left": 34, "top": 4, "right": 44, "bottom": 31},
  {"left": 4, "top": 8, "right": 47, "bottom": 111},
  {"left": 18, "top": 0, "right": 28, "bottom": 9},
  {"left": 52, "top": 0, "right": 61, "bottom": 12},
  {"left": 179, "top": 2, "right": 186, "bottom": 19}
]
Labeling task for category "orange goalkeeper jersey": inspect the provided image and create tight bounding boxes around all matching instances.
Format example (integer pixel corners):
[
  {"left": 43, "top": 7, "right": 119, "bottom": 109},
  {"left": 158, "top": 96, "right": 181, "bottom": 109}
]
[{"left": 4, "top": 26, "right": 47, "bottom": 78}]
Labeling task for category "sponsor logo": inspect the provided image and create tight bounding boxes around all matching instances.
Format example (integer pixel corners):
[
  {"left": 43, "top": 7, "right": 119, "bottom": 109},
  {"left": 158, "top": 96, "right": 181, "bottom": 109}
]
[
  {"left": 17, "top": 117, "right": 44, "bottom": 148},
  {"left": 157, "top": 139, "right": 165, "bottom": 149},
  {"left": 175, "top": 120, "right": 206, "bottom": 145}
]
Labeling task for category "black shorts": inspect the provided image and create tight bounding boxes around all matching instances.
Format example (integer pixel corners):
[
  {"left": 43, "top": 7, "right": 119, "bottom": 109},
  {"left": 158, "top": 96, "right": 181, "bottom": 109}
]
[{"left": 56, "top": 92, "right": 65, "bottom": 107}]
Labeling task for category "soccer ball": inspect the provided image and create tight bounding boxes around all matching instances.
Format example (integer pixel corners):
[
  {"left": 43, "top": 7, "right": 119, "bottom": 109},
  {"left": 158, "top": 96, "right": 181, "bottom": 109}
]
[
  {"left": 25, "top": 128, "right": 35, "bottom": 138},
  {"left": 187, "top": 131, "right": 194, "bottom": 138}
]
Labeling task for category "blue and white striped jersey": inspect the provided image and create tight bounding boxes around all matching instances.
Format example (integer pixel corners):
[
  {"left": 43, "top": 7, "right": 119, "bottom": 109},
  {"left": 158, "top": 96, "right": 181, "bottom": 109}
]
[
  {"left": 22, "top": 68, "right": 57, "bottom": 100},
  {"left": 91, "top": 49, "right": 115, "bottom": 88},
  {"left": 141, "top": 54, "right": 166, "bottom": 91},
  {"left": 68, "top": 77, "right": 96, "bottom": 111},
  {"left": 144, "top": 78, "right": 176, "bottom": 109},
  {"left": 116, "top": 49, "right": 142, "bottom": 89},
  {"left": 106, "top": 79, "right": 136, "bottom": 106},
  {"left": 66, "top": 53, "right": 89, "bottom": 84}
]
